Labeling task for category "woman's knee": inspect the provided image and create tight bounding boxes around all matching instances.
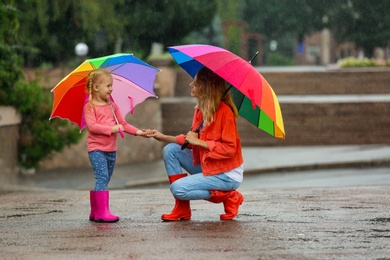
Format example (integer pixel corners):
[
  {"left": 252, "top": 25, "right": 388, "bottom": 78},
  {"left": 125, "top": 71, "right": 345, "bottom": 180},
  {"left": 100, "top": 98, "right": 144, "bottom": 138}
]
[
  {"left": 170, "top": 182, "right": 187, "bottom": 200},
  {"left": 162, "top": 143, "right": 179, "bottom": 158}
]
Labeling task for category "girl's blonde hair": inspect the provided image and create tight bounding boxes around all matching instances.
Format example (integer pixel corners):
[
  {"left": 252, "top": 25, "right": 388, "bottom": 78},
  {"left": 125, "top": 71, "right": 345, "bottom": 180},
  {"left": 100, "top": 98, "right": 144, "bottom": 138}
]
[
  {"left": 195, "top": 67, "right": 239, "bottom": 125},
  {"left": 85, "top": 69, "right": 113, "bottom": 108}
]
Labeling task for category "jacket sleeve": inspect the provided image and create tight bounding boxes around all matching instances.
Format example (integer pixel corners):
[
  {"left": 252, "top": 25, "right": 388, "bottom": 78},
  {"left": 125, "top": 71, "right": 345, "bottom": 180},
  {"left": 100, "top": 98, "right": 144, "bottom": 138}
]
[
  {"left": 204, "top": 111, "right": 238, "bottom": 160},
  {"left": 83, "top": 104, "right": 112, "bottom": 136},
  {"left": 114, "top": 103, "right": 139, "bottom": 136}
]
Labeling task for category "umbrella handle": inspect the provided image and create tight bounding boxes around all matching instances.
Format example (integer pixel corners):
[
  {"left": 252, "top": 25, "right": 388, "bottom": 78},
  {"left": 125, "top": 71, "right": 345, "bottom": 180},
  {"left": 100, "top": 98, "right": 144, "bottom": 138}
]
[
  {"left": 128, "top": 96, "right": 134, "bottom": 114},
  {"left": 119, "top": 128, "right": 124, "bottom": 138},
  {"left": 181, "top": 121, "right": 203, "bottom": 150}
]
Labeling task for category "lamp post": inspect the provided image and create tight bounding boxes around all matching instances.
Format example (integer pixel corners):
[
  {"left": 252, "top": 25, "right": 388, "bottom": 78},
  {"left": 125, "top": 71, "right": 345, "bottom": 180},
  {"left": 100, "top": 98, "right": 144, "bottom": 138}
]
[{"left": 75, "top": 42, "right": 89, "bottom": 62}]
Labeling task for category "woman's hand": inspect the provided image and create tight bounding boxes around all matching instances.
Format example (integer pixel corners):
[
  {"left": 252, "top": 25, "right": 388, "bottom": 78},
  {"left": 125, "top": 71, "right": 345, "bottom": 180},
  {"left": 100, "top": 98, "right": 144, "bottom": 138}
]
[
  {"left": 185, "top": 131, "right": 198, "bottom": 145},
  {"left": 148, "top": 129, "right": 177, "bottom": 143},
  {"left": 148, "top": 129, "right": 164, "bottom": 141},
  {"left": 186, "top": 131, "right": 209, "bottom": 149}
]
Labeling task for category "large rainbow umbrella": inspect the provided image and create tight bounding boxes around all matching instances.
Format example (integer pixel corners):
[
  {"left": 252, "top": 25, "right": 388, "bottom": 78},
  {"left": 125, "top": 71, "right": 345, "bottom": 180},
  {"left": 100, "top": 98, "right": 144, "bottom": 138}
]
[
  {"left": 168, "top": 44, "right": 285, "bottom": 139},
  {"left": 50, "top": 53, "right": 159, "bottom": 130}
]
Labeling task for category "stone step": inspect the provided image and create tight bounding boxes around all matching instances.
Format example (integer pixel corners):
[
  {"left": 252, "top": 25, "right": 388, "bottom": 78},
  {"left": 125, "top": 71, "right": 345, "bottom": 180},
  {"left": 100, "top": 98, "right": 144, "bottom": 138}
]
[{"left": 161, "top": 96, "right": 390, "bottom": 146}]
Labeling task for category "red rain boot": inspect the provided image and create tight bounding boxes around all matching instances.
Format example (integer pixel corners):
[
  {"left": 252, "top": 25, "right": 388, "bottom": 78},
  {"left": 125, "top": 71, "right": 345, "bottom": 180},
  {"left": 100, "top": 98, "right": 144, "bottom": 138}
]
[
  {"left": 161, "top": 173, "right": 191, "bottom": 221},
  {"left": 93, "top": 190, "right": 120, "bottom": 223},
  {"left": 206, "top": 190, "right": 244, "bottom": 220},
  {"left": 89, "top": 190, "right": 96, "bottom": 221}
]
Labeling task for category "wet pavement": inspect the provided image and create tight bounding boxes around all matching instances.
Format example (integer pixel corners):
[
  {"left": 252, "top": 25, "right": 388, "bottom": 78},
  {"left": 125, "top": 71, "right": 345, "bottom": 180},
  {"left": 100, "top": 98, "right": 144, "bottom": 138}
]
[
  {"left": 1, "top": 145, "right": 390, "bottom": 259},
  {"left": 1, "top": 185, "right": 389, "bottom": 259}
]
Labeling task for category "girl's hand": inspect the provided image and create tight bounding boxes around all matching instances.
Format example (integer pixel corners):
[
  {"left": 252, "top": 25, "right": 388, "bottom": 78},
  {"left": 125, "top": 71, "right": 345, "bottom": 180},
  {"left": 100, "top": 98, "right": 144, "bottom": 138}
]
[{"left": 112, "top": 124, "right": 124, "bottom": 134}]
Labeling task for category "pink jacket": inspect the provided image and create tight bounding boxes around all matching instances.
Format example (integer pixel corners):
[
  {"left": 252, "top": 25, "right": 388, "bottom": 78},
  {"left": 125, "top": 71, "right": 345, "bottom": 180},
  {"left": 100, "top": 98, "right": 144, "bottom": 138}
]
[
  {"left": 176, "top": 102, "right": 243, "bottom": 176},
  {"left": 83, "top": 102, "right": 138, "bottom": 152}
]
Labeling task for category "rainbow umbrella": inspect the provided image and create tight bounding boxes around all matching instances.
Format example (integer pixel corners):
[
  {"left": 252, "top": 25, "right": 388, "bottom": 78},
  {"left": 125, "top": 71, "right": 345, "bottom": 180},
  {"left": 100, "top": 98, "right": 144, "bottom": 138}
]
[
  {"left": 50, "top": 53, "right": 159, "bottom": 130},
  {"left": 168, "top": 44, "right": 285, "bottom": 139}
]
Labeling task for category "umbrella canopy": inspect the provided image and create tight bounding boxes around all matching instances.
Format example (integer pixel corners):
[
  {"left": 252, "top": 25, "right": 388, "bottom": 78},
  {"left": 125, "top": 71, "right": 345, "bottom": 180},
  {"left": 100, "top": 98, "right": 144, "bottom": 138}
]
[
  {"left": 50, "top": 53, "right": 159, "bottom": 130},
  {"left": 168, "top": 44, "right": 285, "bottom": 139}
]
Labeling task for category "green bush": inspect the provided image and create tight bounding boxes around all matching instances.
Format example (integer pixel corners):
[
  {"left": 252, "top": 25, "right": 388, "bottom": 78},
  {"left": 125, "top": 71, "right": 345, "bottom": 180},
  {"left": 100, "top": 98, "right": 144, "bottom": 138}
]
[
  {"left": 338, "top": 57, "right": 389, "bottom": 67},
  {"left": 1, "top": 2, "right": 82, "bottom": 169},
  {"left": 11, "top": 78, "right": 82, "bottom": 169},
  {"left": 265, "top": 52, "right": 295, "bottom": 66}
]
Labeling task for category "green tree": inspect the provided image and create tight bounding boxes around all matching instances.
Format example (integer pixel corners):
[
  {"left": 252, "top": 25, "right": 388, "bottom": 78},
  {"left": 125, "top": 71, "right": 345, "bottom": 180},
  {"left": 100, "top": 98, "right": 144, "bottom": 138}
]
[
  {"left": 216, "top": 0, "right": 245, "bottom": 54},
  {"left": 243, "top": 0, "right": 329, "bottom": 62},
  {"left": 243, "top": 0, "right": 390, "bottom": 58},
  {"left": 0, "top": 1, "right": 22, "bottom": 102},
  {"left": 0, "top": 1, "right": 81, "bottom": 169},
  {"left": 16, "top": 0, "right": 121, "bottom": 66},
  {"left": 115, "top": 0, "right": 217, "bottom": 56},
  {"left": 16, "top": 0, "right": 217, "bottom": 66},
  {"left": 327, "top": 0, "right": 390, "bottom": 57}
]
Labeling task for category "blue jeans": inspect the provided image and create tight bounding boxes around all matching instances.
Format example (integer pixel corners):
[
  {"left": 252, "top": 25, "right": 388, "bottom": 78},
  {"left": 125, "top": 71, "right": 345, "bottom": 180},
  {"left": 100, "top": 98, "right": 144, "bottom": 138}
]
[
  {"left": 162, "top": 143, "right": 241, "bottom": 200},
  {"left": 88, "top": 150, "right": 116, "bottom": 191}
]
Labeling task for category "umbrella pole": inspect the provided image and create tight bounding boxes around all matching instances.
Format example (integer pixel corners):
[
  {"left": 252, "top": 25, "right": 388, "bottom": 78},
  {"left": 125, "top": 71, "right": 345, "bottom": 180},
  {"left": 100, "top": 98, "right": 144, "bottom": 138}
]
[
  {"left": 249, "top": 51, "right": 259, "bottom": 64},
  {"left": 110, "top": 104, "right": 125, "bottom": 138}
]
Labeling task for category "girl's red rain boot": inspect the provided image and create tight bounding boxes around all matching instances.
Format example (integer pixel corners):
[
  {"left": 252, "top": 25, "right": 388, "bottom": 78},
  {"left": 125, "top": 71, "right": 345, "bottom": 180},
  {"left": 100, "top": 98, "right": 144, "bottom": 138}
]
[
  {"left": 161, "top": 174, "right": 191, "bottom": 221},
  {"left": 93, "top": 190, "right": 119, "bottom": 223},
  {"left": 206, "top": 190, "right": 244, "bottom": 220}
]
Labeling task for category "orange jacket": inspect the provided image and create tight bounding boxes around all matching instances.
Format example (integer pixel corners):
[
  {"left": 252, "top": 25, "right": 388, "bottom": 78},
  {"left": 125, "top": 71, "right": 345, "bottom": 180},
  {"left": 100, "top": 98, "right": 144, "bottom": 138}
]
[{"left": 176, "top": 102, "right": 244, "bottom": 176}]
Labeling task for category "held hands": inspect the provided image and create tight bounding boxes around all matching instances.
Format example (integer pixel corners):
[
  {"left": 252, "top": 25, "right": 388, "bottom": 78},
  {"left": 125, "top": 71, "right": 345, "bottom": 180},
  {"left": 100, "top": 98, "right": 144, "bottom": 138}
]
[
  {"left": 147, "top": 129, "right": 164, "bottom": 141},
  {"left": 136, "top": 129, "right": 153, "bottom": 138}
]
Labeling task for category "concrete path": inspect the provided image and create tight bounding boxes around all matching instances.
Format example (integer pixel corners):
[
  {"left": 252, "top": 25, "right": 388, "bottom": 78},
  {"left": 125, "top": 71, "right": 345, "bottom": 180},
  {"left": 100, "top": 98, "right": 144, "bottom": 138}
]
[
  {"left": 2, "top": 145, "right": 390, "bottom": 259},
  {"left": 0, "top": 185, "right": 389, "bottom": 259}
]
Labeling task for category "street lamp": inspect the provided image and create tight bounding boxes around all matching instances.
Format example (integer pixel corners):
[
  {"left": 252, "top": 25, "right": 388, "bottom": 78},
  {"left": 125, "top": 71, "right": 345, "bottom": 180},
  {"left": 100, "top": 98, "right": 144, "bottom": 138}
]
[{"left": 75, "top": 42, "right": 89, "bottom": 61}]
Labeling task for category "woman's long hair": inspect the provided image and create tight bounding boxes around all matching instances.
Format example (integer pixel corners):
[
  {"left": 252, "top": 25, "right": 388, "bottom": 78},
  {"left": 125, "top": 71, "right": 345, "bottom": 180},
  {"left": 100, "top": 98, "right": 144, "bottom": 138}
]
[{"left": 195, "top": 67, "right": 239, "bottom": 125}]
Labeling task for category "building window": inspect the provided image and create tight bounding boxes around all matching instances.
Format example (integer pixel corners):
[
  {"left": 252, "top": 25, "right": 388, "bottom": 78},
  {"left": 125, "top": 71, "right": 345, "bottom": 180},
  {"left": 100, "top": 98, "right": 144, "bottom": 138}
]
[{"left": 306, "top": 45, "right": 319, "bottom": 62}]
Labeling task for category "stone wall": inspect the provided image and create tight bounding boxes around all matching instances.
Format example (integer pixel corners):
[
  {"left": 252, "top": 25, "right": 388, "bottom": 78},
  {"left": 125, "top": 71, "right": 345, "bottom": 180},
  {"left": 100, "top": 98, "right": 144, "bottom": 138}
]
[
  {"left": 39, "top": 99, "right": 163, "bottom": 170},
  {"left": 261, "top": 68, "right": 390, "bottom": 95},
  {"left": 16, "top": 66, "right": 390, "bottom": 172},
  {"left": 163, "top": 68, "right": 390, "bottom": 146},
  {"left": 0, "top": 107, "right": 21, "bottom": 183},
  {"left": 175, "top": 68, "right": 390, "bottom": 96}
]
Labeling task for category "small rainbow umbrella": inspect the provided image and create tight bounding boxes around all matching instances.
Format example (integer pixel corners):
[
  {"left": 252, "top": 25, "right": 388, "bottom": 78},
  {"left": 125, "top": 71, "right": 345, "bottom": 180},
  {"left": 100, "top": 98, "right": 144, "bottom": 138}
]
[
  {"left": 168, "top": 44, "right": 285, "bottom": 139},
  {"left": 50, "top": 53, "right": 159, "bottom": 130}
]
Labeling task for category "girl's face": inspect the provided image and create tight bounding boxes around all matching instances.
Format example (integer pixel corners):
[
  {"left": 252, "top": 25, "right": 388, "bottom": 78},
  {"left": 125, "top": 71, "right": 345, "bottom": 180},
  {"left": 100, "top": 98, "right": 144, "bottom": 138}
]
[
  {"left": 93, "top": 75, "right": 113, "bottom": 102},
  {"left": 189, "top": 75, "right": 200, "bottom": 98}
]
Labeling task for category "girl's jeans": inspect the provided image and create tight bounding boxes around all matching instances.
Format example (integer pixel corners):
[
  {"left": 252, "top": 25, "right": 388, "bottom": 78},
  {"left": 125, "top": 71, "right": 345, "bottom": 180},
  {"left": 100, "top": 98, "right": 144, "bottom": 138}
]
[
  {"left": 162, "top": 143, "right": 241, "bottom": 200},
  {"left": 88, "top": 150, "right": 116, "bottom": 191}
]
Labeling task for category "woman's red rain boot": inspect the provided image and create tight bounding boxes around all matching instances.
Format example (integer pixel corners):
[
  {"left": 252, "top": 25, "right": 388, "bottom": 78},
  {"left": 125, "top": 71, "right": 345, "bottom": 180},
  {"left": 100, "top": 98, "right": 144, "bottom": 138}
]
[
  {"left": 89, "top": 190, "right": 96, "bottom": 221},
  {"left": 206, "top": 190, "right": 244, "bottom": 220},
  {"left": 161, "top": 173, "right": 191, "bottom": 221},
  {"left": 93, "top": 190, "right": 119, "bottom": 223}
]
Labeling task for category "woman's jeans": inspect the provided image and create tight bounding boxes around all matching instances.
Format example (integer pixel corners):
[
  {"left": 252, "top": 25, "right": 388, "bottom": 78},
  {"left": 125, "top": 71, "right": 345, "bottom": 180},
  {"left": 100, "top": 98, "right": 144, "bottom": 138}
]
[
  {"left": 88, "top": 150, "right": 116, "bottom": 191},
  {"left": 162, "top": 143, "right": 241, "bottom": 200}
]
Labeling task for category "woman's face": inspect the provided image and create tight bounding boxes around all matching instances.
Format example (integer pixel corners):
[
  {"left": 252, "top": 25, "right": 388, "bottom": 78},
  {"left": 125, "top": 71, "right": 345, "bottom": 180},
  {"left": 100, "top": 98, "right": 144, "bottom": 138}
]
[{"left": 189, "top": 75, "right": 200, "bottom": 98}]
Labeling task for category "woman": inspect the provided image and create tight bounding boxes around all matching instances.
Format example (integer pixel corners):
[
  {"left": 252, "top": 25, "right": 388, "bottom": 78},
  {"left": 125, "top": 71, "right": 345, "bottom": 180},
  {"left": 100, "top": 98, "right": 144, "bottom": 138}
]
[{"left": 150, "top": 66, "right": 244, "bottom": 221}]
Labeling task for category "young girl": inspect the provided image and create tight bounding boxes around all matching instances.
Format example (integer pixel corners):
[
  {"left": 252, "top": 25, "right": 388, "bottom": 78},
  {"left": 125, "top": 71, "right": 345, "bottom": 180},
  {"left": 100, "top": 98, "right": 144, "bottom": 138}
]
[{"left": 84, "top": 69, "right": 147, "bottom": 223}]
